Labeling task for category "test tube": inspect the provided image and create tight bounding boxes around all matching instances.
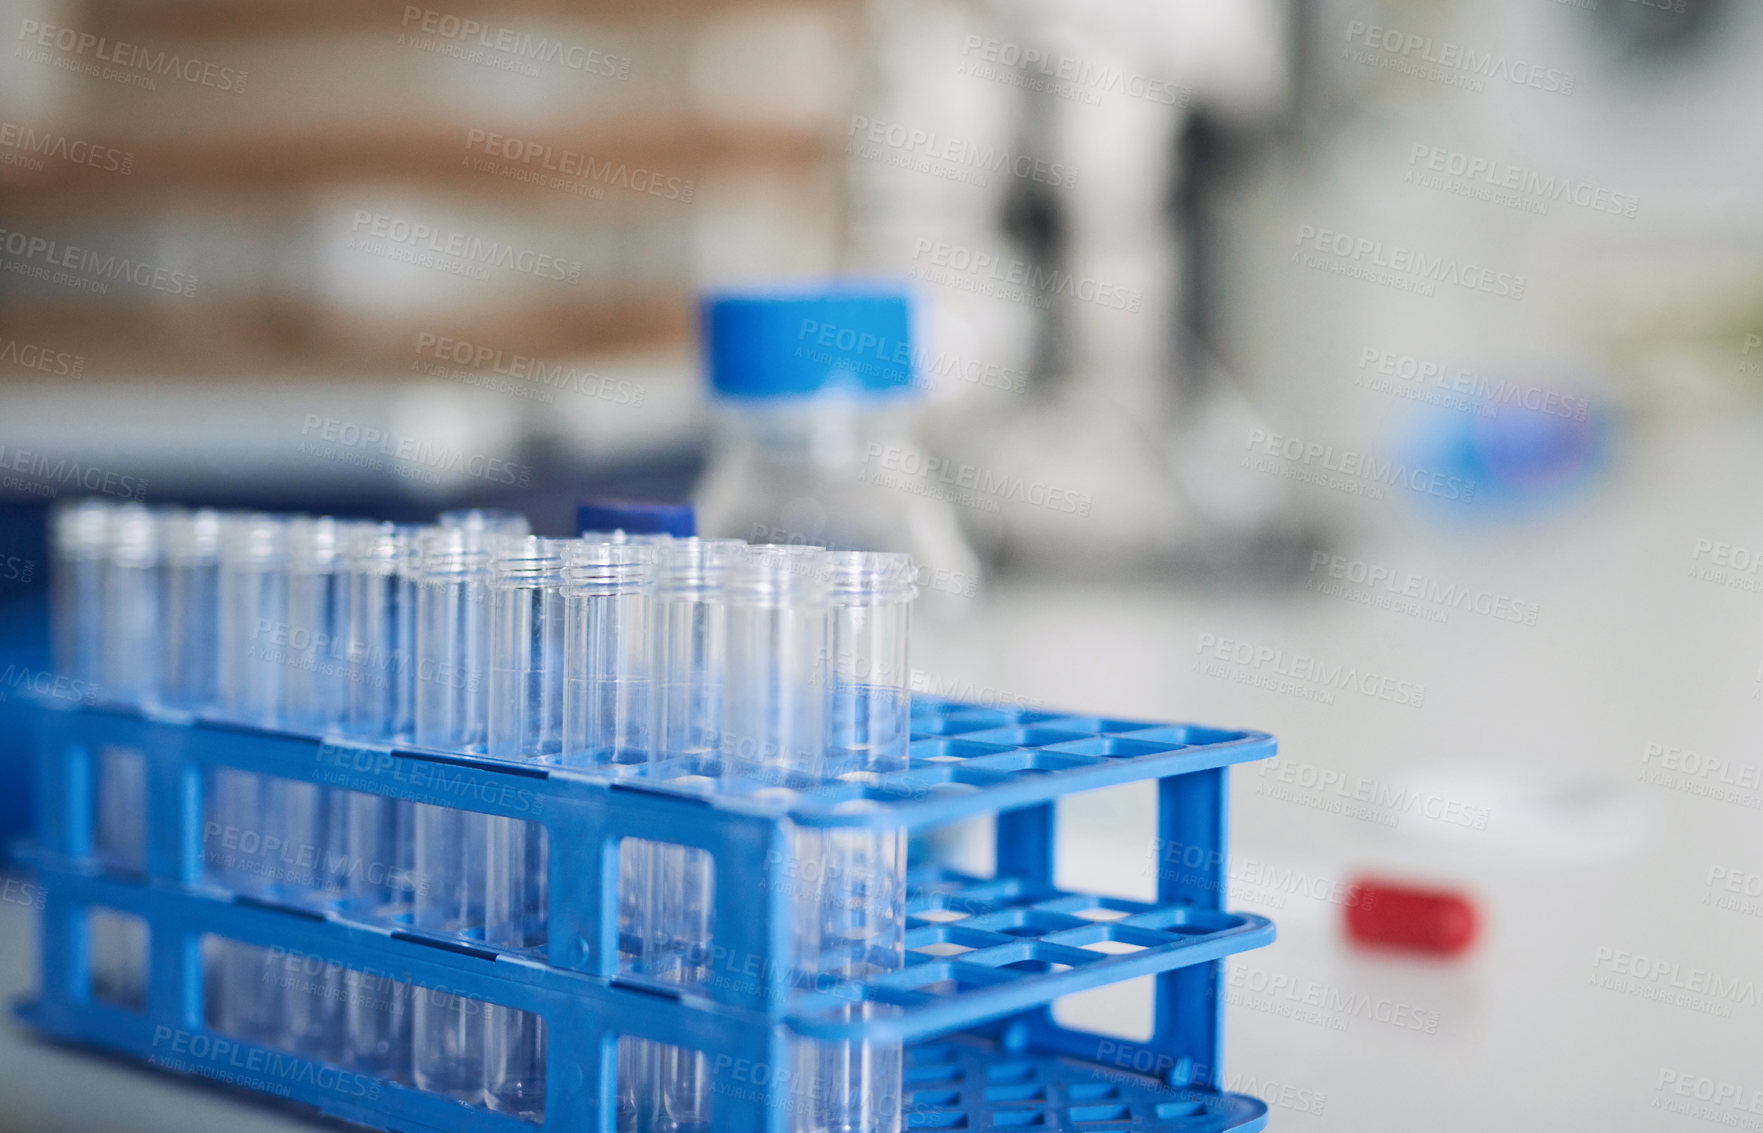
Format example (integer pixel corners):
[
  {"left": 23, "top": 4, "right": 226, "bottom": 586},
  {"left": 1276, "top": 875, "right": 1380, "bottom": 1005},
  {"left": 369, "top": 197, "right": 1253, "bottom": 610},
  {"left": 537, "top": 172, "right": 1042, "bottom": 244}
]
[
  {"left": 343, "top": 522, "right": 424, "bottom": 745},
  {"left": 341, "top": 522, "right": 424, "bottom": 1078},
  {"left": 49, "top": 497, "right": 111, "bottom": 692},
  {"left": 279, "top": 518, "right": 365, "bottom": 1061},
  {"left": 560, "top": 541, "right": 654, "bottom": 769},
  {"left": 209, "top": 513, "right": 291, "bottom": 1046},
  {"left": 91, "top": 505, "right": 159, "bottom": 875},
  {"left": 411, "top": 522, "right": 496, "bottom": 1101},
  {"left": 643, "top": 539, "right": 743, "bottom": 1133},
  {"left": 99, "top": 503, "right": 162, "bottom": 707},
  {"left": 484, "top": 536, "right": 568, "bottom": 1118},
  {"left": 800, "top": 553, "right": 916, "bottom": 1133},
  {"left": 159, "top": 508, "right": 224, "bottom": 714},
  {"left": 723, "top": 546, "right": 829, "bottom": 781},
  {"left": 439, "top": 508, "right": 531, "bottom": 540}
]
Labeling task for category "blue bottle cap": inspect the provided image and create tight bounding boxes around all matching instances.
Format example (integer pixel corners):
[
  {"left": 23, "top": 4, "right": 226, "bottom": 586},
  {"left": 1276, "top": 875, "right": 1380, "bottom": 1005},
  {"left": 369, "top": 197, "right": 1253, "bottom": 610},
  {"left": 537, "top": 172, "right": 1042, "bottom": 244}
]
[
  {"left": 577, "top": 499, "right": 696, "bottom": 538},
  {"left": 702, "top": 285, "right": 915, "bottom": 399}
]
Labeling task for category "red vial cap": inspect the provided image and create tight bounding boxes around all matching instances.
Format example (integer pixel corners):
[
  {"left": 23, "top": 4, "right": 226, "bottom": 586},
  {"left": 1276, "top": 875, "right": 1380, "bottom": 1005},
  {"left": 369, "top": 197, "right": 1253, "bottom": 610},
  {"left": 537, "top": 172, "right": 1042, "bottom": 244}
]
[{"left": 1345, "top": 878, "right": 1478, "bottom": 956}]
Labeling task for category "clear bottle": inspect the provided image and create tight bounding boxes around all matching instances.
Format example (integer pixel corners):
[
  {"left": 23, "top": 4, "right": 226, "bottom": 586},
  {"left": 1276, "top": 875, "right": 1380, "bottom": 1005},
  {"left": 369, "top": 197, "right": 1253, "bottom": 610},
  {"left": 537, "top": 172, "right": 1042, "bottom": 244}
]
[
  {"left": 695, "top": 287, "right": 980, "bottom": 608},
  {"left": 159, "top": 508, "right": 224, "bottom": 714}
]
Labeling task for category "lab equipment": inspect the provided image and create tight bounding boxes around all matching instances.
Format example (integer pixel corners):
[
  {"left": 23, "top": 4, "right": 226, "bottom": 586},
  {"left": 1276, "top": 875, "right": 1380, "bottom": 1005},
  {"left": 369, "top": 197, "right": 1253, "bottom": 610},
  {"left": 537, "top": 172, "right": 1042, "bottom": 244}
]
[
  {"left": 27, "top": 498, "right": 1280, "bottom": 1133},
  {"left": 485, "top": 535, "right": 569, "bottom": 1117},
  {"left": 578, "top": 498, "right": 696, "bottom": 539},
  {"left": 695, "top": 287, "right": 981, "bottom": 603},
  {"left": 26, "top": 691, "right": 1280, "bottom": 1132},
  {"left": 48, "top": 496, "right": 111, "bottom": 692},
  {"left": 411, "top": 520, "right": 499, "bottom": 1101},
  {"left": 159, "top": 508, "right": 224, "bottom": 713},
  {"left": 1345, "top": 878, "right": 1479, "bottom": 956}
]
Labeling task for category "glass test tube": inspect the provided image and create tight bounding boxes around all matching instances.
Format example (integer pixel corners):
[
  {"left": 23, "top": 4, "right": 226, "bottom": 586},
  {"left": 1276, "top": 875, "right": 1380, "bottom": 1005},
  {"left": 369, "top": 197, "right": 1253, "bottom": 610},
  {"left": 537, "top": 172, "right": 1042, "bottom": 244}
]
[
  {"left": 411, "top": 523, "right": 497, "bottom": 1101},
  {"left": 723, "top": 546, "right": 829, "bottom": 781},
  {"left": 160, "top": 508, "right": 223, "bottom": 714},
  {"left": 641, "top": 540, "right": 744, "bottom": 1133},
  {"left": 341, "top": 522, "right": 425, "bottom": 1078},
  {"left": 279, "top": 518, "right": 364, "bottom": 1060},
  {"left": 800, "top": 553, "right": 916, "bottom": 1133},
  {"left": 560, "top": 541, "right": 654, "bottom": 770},
  {"left": 484, "top": 536, "right": 569, "bottom": 1118},
  {"left": 99, "top": 503, "right": 162, "bottom": 707},
  {"left": 90, "top": 505, "right": 159, "bottom": 875},
  {"left": 210, "top": 513, "right": 291, "bottom": 1046},
  {"left": 49, "top": 497, "right": 111, "bottom": 692}
]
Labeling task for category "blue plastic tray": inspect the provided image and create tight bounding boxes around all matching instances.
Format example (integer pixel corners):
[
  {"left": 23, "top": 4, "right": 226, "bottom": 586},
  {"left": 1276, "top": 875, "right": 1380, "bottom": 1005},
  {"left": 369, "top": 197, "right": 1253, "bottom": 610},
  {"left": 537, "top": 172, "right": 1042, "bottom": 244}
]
[{"left": 20, "top": 696, "right": 1278, "bottom": 1132}]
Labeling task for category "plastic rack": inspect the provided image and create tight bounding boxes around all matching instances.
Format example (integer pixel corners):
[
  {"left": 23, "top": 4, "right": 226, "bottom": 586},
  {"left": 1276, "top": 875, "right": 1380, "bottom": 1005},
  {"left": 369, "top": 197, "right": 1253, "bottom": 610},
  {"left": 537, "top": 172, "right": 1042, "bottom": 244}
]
[{"left": 19, "top": 696, "right": 1278, "bottom": 1133}]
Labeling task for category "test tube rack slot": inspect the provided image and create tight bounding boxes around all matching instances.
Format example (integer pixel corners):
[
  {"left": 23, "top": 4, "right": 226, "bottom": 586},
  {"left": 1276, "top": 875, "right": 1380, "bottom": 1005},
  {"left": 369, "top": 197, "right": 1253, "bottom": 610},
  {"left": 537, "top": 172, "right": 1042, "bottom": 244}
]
[{"left": 20, "top": 697, "right": 1278, "bottom": 1133}]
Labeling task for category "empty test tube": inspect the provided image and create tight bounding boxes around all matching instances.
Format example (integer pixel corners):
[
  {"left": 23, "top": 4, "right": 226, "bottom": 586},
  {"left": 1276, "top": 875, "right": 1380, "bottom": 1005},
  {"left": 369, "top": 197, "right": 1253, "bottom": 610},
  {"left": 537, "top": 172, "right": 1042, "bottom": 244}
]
[
  {"left": 90, "top": 505, "right": 160, "bottom": 874},
  {"left": 560, "top": 541, "right": 655, "bottom": 769},
  {"left": 641, "top": 539, "right": 744, "bottom": 1133},
  {"left": 209, "top": 513, "right": 292, "bottom": 1046},
  {"left": 484, "top": 536, "right": 569, "bottom": 1117},
  {"left": 99, "top": 503, "right": 162, "bottom": 707},
  {"left": 723, "top": 546, "right": 829, "bottom": 781},
  {"left": 159, "top": 508, "right": 224, "bottom": 714},
  {"left": 411, "top": 522, "right": 498, "bottom": 1101},
  {"left": 49, "top": 497, "right": 112, "bottom": 692},
  {"left": 341, "top": 523, "right": 425, "bottom": 1078},
  {"left": 279, "top": 518, "right": 367, "bottom": 1061},
  {"left": 800, "top": 552, "right": 916, "bottom": 1133}
]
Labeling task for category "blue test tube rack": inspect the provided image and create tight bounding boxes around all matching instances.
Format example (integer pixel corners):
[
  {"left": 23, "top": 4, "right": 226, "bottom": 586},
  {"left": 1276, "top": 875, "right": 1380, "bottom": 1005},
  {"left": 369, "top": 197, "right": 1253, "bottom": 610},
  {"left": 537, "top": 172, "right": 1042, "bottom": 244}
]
[{"left": 18, "top": 695, "right": 1279, "bottom": 1133}]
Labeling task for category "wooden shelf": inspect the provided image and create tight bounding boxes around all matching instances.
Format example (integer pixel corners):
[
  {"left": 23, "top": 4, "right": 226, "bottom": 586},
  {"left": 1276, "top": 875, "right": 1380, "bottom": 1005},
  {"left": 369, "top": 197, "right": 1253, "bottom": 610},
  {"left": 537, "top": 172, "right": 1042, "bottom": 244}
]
[
  {"left": 0, "top": 121, "right": 830, "bottom": 203},
  {"left": 0, "top": 295, "right": 692, "bottom": 381}
]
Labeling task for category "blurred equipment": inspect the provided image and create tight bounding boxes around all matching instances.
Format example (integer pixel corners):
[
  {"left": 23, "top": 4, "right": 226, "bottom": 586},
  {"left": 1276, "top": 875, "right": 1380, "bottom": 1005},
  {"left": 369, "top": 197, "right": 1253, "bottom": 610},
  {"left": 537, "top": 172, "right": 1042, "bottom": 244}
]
[
  {"left": 694, "top": 286, "right": 982, "bottom": 602},
  {"left": 577, "top": 498, "right": 696, "bottom": 538}
]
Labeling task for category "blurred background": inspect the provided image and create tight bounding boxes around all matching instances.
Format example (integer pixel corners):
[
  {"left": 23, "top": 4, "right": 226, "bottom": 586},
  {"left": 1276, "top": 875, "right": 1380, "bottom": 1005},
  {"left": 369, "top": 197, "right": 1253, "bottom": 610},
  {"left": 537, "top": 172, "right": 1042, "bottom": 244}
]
[{"left": 4, "top": 0, "right": 1763, "bottom": 1128}]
